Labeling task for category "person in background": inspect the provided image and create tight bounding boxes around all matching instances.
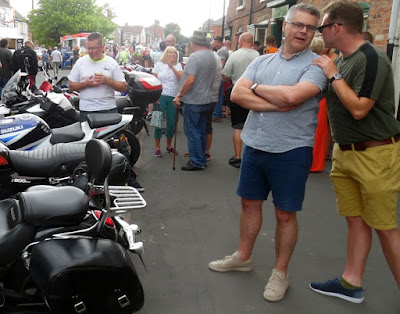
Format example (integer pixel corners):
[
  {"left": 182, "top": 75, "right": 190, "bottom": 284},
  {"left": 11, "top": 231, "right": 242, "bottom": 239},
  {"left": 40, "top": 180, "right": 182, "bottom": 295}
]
[
  {"left": 50, "top": 46, "right": 62, "bottom": 78},
  {"left": 225, "top": 40, "right": 233, "bottom": 56},
  {"left": 222, "top": 32, "right": 259, "bottom": 168},
  {"left": 309, "top": 37, "right": 328, "bottom": 172},
  {"left": 197, "top": 39, "right": 223, "bottom": 162},
  {"left": 263, "top": 35, "right": 279, "bottom": 54},
  {"left": 173, "top": 31, "right": 216, "bottom": 171},
  {"left": 72, "top": 45, "right": 80, "bottom": 67},
  {"left": 310, "top": 0, "right": 400, "bottom": 303},
  {"left": 150, "top": 41, "right": 166, "bottom": 65},
  {"left": 0, "top": 38, "right": 13, "bottom": 96},
  {"left": 252, "top": 40, "right": 261, "bottom": 54},
  {"left": 165, "top": 34, "right": 183, "bottom": 63},
  {"left": 209, "top": 4, "right": 326, "bottom": 302},
  {"left": 42, "top": 49, "right": 50, "bottom": 73},
  {"left": 212, "top": 36, "right": 230, "bottom": 122},
  {"left": 147, "top": 41, "right": 167, "bottom": 121},
  {"left": 61, "top": 46, "right": 67, "bottom": 69},
  {"left": 362, "top": 31, "right": 374, "bottom": 44},
  {"left": 116, "top": 46, "right": 130, "bottom": 65},
  {"left": 68, "top": 32, "right": 144, "bottom": 191},
  {"left": 152, "top": 46, "right": 183, "bottom": 157},
  {"left": 142, "top": 46, "right": 151, "bottom": 67},
  {"left": 12, "top": 40, "right": 38, "bottom": 85}
]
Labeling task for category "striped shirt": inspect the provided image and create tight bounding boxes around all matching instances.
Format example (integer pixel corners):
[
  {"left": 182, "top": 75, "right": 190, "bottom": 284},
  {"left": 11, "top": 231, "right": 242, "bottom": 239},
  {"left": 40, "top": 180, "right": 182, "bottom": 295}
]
[{"left": 241, "top": 47, "right": 327, "bottom": 153}]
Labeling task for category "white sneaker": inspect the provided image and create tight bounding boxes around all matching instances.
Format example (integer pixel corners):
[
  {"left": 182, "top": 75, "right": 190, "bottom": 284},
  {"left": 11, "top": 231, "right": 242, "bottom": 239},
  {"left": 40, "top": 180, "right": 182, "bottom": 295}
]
[
  {"left": 263, "top": 269, "right": 289, "bottom": 301},
  {"left": 208, "top": 251, "right": 253, "bottom": 272}
]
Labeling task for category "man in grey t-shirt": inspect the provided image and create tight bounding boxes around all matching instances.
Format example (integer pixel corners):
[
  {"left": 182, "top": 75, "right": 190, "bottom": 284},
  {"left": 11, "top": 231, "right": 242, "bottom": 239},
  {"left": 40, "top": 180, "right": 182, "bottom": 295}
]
[
  {"left": 221, "top": 32, "right": 259, "bottom": 168},
  {"left": 209, "top": 4, "right": 327, "bottom": 302},
  {"left": 173, "top": 31, "right": 216, "bottom": 171}
]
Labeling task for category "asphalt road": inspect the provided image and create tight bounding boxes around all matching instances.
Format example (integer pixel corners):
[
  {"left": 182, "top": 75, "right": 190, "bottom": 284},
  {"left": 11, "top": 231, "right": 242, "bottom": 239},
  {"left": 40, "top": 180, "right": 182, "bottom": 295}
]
[{"left": 132, "top": 116, "right": 400, "bottom": 314}]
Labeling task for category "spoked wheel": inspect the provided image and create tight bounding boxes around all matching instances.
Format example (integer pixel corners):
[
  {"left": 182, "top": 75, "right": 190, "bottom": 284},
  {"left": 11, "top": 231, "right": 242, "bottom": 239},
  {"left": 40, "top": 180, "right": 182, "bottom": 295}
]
[{"left": 106, "top": 129, "right": 140, "bottom": 166}]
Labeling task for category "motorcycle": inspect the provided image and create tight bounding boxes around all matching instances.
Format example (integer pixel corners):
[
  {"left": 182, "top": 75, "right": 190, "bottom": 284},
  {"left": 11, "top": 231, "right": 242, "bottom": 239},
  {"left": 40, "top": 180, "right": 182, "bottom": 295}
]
[
  {"left": 0, "top": 140, "right": 131, "bottom": 200},
  {"left": 120, "top": 62, "right": 153, "bottom": 74},
  {"left": 0, "top": 139, "right": 146, "bottom": 313}
]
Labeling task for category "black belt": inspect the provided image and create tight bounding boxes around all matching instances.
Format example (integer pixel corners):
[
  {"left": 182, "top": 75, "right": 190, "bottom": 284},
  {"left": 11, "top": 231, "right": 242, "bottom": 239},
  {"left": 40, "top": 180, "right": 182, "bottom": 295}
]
[{"left": 339, "top": 135, "right": 400, "bottom": 151}]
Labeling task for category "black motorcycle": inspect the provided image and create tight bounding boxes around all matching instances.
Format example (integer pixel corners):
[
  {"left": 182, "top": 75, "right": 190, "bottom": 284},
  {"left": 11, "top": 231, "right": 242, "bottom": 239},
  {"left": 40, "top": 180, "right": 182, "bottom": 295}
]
[
  {"left": 0, "top": 140, "right": 132, "bottom": 200},
  {"left": 0, "top": 139, "right": 146, "bottom": 313}
]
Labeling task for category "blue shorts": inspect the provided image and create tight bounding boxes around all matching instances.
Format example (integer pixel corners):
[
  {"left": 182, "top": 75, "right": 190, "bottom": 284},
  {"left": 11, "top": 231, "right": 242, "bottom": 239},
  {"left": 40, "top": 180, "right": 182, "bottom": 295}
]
[{"left": 236, "top": 145, "right": 312, "bottom": 212}]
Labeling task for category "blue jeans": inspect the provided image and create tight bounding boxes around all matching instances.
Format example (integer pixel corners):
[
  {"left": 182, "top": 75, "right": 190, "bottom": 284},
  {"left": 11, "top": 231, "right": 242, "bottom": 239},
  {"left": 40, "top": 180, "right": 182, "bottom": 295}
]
[
  {"left": 212, "top": 80, "right": 225, "bottom": 119},
  {"left": 0, "top": 77, "right": 10, "bottom": 96},
  {"left": 183, "top": 103, "right": 214, "bottom": 168}
]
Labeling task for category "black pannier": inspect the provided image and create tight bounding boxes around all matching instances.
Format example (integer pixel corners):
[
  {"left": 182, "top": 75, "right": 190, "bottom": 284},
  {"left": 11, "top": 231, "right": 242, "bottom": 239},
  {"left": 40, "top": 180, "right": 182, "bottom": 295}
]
[{"left": 29, "top": 238, "right": 144, "bottom": 313}]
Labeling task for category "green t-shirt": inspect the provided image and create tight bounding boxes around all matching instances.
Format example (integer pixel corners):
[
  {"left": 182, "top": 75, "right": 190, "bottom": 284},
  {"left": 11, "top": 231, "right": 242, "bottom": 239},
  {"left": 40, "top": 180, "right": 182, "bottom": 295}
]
[{"left": 327, "top": 42, "right": 400, "bottom": 145}]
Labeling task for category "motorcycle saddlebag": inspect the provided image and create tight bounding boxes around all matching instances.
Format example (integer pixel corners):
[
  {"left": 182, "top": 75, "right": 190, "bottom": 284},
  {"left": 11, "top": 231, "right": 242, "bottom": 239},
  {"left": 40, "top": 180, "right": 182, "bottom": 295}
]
[{"left": 29, "top": 238, "right": 144, "bottom": 314}]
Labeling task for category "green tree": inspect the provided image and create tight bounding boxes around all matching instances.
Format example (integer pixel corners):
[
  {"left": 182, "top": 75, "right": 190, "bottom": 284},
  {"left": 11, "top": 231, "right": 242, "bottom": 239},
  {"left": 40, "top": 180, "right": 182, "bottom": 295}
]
[
  {"left": 164, "top": 22, "right": 181, "bottom": 39},
  {"left": 28, "top": 0, "right": 117, "bottom": 47},
  {"left": 164, "top": 22, "right": 190, "bottom": 45},
  {"left": 200, "top": 19, "right": 213, "bottom": 33}
]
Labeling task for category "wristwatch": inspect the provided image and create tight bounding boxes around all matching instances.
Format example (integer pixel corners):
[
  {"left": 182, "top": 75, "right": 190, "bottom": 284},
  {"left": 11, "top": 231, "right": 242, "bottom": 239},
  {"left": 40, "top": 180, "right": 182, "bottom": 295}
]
[
  {"left": 329, "top": 73, "right": 343, "bottom": 83},
  {"left": 251, "top": 83, "right": 259, "bottom": 95}
]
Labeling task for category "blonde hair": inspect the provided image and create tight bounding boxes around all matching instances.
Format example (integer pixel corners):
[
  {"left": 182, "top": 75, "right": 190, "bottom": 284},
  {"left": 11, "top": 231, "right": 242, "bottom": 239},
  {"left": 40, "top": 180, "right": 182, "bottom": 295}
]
[
  {"left": 160, "top": 46, "right": 178, "bottom": 64},
  {"left": 310, "top": 37, "right": 325, "bottom": 55}
]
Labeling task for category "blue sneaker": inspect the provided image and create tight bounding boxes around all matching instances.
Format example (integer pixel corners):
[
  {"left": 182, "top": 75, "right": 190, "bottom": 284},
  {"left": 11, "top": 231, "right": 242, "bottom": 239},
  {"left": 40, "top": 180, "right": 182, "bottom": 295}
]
[{"left": 309, "top": 277, "right": 364, "bottom": 303}]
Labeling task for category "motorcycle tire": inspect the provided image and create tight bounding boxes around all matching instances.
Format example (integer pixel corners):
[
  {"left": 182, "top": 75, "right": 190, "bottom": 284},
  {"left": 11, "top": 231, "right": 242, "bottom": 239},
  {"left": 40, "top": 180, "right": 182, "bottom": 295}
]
[{"left": 106, "top": 129, "right": 140, "bottom": 166}]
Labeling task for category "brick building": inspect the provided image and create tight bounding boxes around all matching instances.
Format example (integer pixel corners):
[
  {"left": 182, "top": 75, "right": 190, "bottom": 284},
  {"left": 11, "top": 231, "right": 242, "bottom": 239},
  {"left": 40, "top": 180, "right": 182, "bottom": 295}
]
[{"left": 225, "top": 0, "right": 392, "bottom": 52}]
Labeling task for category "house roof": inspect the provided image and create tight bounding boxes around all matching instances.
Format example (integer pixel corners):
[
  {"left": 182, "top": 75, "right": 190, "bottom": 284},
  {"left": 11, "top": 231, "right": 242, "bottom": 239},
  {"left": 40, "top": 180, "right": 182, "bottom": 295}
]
[
  {"left": 0, "top": 0, "right": 25, "bottom": 20},
  {"left": 121, "top": 25, "right": 143, "bottom": 34}
]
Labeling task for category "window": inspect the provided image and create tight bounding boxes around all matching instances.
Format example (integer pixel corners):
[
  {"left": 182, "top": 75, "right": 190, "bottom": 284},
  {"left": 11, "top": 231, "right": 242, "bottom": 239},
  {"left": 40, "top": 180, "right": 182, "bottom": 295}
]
[{"left": 237, "top": 0, "right": 244, "bottom": 11}]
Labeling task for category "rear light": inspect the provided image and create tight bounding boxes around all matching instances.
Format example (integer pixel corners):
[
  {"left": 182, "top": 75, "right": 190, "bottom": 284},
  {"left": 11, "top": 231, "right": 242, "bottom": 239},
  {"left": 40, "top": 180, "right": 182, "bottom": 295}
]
[
  {"left": 93, "top": 210, "right": 115, "bottom": 228},
  {"left": 0, "top": 156, "right": 9, "bottom": 166}
]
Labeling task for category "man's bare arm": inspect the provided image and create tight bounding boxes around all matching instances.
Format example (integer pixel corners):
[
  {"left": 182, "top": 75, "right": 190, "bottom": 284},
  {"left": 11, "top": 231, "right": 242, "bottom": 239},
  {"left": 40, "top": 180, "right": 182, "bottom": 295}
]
[
  {"left": 314, "top": 55, "right": 374, "bottom": 120},
  {"left": 69, "top": 75, "right": 127, "bottom": 93},
  {"left": 231, "top": 78, "right": 298, "bottom": 112},
  {"left": 254, "top": 81, "right": 321, "bottom": 107}
]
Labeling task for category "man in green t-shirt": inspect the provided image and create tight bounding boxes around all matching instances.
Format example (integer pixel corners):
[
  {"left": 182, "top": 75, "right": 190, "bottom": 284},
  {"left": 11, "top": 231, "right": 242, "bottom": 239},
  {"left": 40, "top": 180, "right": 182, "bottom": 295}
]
[{"left": 310, "top": 0, "right": 400, "bottom": 304}]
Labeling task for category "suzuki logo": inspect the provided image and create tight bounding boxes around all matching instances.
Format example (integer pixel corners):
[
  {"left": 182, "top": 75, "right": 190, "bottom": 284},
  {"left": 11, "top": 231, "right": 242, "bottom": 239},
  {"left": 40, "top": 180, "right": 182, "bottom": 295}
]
[{"left": 1, "top": 125, "right": 23, "bottom": 134}]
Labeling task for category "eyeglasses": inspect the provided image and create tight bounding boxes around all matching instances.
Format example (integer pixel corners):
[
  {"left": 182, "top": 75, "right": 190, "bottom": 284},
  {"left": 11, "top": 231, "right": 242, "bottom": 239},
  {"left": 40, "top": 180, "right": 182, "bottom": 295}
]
[
  {"left": 286, "top": 21, "right": 317, "bottom": 33},
  {"left": 317, "top": 23, "right": 343, "bottom": 33},
  {"left": 87, "top": 46, "right": 102, "bottom": 51}
]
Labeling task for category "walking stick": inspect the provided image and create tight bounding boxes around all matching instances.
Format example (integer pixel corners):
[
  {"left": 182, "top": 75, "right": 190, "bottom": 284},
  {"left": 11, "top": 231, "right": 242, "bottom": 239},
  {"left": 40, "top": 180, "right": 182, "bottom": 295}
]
[{"left": 173, "top": 107, "right": 179, "bottom": 170}]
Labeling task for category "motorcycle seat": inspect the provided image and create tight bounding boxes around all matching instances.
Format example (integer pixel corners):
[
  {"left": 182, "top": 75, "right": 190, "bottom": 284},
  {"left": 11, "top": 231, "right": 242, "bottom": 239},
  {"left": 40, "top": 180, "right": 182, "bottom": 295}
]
[
  {"left": 50, "top": 122, "right": 85, "bottom": 145},
  {"left": 9, "top": 143, "right": 86, "bottom": 177},
  {"left": 20, "top": 186, "right": 88, "bottom": 228},
  {"left": 0, "top": 198, "right": 35, "bottom": 265},
  {"left": 86, "top": 113, "right": 122, "bottom": 129}
]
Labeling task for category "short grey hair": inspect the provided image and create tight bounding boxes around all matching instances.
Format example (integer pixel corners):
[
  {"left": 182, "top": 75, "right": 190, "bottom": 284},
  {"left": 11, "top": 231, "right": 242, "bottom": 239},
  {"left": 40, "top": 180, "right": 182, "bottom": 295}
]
[{"left": 286, "top": 3, "right": 320, "bottom": 22}]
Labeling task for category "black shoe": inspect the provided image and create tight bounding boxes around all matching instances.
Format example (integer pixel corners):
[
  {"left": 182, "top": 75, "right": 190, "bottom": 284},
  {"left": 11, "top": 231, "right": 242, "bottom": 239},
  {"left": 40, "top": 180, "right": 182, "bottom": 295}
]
[
  {"left": 228, "top": 156, "right": 241, "bottom": 168},
  {"left": 181, "top": 161, "right": 204, "bottom": 171},
  {"left": 128, "top": 179, "right": 144, "bottom": 192}
]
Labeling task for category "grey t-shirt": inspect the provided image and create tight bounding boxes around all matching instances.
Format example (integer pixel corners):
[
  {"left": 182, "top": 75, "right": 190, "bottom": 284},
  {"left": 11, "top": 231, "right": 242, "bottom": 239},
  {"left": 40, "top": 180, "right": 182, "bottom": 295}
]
[
  {"left": 181, "top": 49, "right": 216, "bottom": 105},
  {"left": 222, "top": 48, "right": 259, "bottom": 84},
  {"left": 241, "top": 48, "right": 327, "bottom": 153}
]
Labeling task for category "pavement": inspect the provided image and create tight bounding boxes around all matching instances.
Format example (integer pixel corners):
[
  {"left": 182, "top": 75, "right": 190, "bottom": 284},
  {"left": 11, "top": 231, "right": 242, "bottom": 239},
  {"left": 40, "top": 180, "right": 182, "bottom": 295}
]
[
  {"left": 36, "top": 70, "right": 400, "bottom": 313},
  {"left": 132, "top": 116, "right": 400, "bottom": 314}
]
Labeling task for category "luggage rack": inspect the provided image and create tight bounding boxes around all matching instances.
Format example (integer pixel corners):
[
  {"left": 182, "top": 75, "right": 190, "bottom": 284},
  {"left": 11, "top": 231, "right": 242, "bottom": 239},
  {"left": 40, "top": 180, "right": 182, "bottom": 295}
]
[{"left": 108, "top": 185, "right": 146, "bottom": 214}]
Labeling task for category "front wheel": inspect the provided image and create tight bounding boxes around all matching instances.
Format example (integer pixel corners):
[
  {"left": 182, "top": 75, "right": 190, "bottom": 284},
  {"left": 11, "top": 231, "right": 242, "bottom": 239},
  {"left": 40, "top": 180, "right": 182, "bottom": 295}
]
[{"left": 106, "top": 129, "right": 140, "bottom": 166}]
